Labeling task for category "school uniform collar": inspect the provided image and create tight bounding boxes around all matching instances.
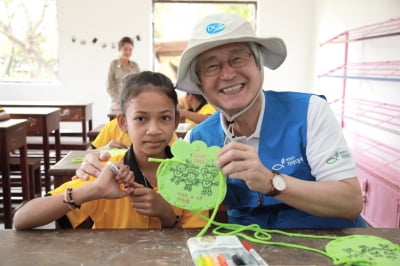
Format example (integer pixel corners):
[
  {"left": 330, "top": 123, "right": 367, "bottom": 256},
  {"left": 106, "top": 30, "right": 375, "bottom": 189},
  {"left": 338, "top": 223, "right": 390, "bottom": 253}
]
[{"left": 123, "top": 145, "right": 173, "bottom": 188}]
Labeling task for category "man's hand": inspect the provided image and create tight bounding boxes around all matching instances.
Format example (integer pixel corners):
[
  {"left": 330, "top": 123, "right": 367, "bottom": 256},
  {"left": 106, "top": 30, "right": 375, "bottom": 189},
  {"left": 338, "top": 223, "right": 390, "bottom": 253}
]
[
  {"left": 216, "top": 141, "right": 273, "bottom": 194},
  {"left": 74, "top": 151, "right": 111, "bottom": 180}
]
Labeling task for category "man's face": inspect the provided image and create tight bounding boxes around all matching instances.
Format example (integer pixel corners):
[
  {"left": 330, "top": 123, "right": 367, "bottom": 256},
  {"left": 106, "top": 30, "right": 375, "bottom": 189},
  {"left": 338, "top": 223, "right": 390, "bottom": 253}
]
[{"left": 197, "top": 43, "right": 262, "bottom": 117}]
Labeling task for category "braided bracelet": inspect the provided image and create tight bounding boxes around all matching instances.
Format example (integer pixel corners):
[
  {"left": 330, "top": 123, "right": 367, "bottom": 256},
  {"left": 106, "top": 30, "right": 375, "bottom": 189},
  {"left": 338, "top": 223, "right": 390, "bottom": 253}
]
[
  {"left": 163, "top": 215, "right": 180, "bottom": 228},
  {"left": 63, "top": 188, "right": 81, "bottom": 209}
]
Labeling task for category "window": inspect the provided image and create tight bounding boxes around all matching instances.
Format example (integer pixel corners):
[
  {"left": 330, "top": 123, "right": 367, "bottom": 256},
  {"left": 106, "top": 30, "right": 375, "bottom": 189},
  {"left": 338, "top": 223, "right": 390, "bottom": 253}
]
[
  {"left": 0, "top": 0, "right": 58, "bottom": 82},
  {"left": 153, "top": 0, "right": 256, "bottom": 83}
]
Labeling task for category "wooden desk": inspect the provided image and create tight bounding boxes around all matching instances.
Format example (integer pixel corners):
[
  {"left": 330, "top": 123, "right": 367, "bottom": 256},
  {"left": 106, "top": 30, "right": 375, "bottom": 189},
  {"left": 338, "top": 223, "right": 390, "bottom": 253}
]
[
  {"left": 0, "top": 101, "right": 93, "bottom": 142},
  {"left": 0, "top": 119, "right": 29, "bottom": 228},
  {"left": 0, "top": 228, "right": 399, "bottom": 265},
  {"left": 48, "top": 150, "right": 89, "bottom": 187},
  {"left": 176, "top": 123, "right": 191, "bottom": 139},
  {"left": 4, "top": 107, "right": 61, "bottom": 192},
  {"left": 87, "top": 123, "right": 105, "bottom": 142}
]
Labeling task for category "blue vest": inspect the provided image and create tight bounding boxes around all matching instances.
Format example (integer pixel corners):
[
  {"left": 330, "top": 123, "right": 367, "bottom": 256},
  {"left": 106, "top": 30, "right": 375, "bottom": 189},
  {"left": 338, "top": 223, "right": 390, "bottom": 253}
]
[{"left": 190, "top": 91, "right": 366, "bottom": 228}]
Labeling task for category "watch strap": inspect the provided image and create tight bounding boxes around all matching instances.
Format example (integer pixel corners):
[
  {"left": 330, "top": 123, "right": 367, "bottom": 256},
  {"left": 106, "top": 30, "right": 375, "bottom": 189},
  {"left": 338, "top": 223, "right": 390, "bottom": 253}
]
[{"left": 265, "top": 170, "right": 281, "bottom": 197}]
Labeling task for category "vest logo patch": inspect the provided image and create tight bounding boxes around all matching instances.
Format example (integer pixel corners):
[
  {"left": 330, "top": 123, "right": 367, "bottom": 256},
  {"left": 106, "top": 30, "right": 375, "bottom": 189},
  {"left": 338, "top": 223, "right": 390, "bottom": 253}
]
[
  {"left": 272, "top": 156, "right": 304, "bottom": 171},
  {"left": 326, "top": 150, "right": 351, "bottom": 164}
]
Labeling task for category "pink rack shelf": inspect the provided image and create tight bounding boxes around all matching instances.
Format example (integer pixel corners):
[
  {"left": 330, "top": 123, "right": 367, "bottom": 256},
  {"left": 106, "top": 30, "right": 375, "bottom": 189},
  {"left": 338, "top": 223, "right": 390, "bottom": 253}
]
[
  {"left": 320, "top": 17, "right": 400, "bottom": 45},
  {"left": 329, "top": 97, "right": 400, "bottom": 134},
  {"left": 345, "top": 129, "right": 400, "bottom": 182},
  {"left": 318, "top": 17, "right": 400, "bottom": 227},
  {"left": 318, "top": 60, "right": 400, "bottom": 82},
  {"left": 344, "top": 130, "right": 400, "bottom": 228}
]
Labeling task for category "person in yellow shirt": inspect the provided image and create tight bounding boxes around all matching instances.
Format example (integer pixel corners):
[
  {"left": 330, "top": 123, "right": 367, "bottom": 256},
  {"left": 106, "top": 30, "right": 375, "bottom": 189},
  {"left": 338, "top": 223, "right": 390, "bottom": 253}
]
[
  {"left": 178, "top": 93, "right": 216, "bottom": 125},
  {"left": 13, "top": 71, "right": 208, "bottom": 230},
  {"left": 90, "top": 118, "right": 131, "bottom": 149}
]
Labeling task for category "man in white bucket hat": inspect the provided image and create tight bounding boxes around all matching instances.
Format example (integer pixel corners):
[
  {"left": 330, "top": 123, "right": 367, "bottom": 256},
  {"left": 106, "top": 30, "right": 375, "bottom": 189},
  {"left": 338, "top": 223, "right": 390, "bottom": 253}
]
[
  {"left": 176, "top": 13, "right": 366, "bottom": 228},
  {"left": 76, "top": 13, "right": 365, "bottom": 229}
]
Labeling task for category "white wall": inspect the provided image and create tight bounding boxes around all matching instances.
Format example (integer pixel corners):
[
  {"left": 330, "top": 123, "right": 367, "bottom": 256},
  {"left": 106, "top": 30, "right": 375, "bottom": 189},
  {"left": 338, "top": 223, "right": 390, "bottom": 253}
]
[{"left": 259, "top": 0, "right": 315, "bottom": 92}]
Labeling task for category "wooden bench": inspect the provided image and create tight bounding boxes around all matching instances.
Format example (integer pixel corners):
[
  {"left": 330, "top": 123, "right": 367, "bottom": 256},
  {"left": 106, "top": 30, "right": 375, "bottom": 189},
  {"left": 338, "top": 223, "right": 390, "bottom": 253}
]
[
  {"left": 27, "top": 136, "right": 90, "bottom": 151},
  {"left": 9, "top": 156, "right": 42, "bottom": 199},
  {"left": 0, "top": 156, "right": 41, "bottom": 206}
]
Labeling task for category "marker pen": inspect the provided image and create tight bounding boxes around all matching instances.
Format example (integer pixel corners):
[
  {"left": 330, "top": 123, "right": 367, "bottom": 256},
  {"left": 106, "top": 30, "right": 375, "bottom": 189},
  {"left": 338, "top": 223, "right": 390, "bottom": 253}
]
[
  {"left": 232, "top": 254, "right": 246, "bottom": 265},
  {"left": 241, "top": 240, "right": 269, "bottom": 266},
  {"left": 196, "top": 254, "right": 206, "bottom": 266},
  {"left": 203, "top": 254, "right": 213, "bottom": 266},
  {"left": 217, "top": 253, "right": 228, "bottom": 266},
  {"left": 107, "top": 161, "right": 119, "bottom": 175}
]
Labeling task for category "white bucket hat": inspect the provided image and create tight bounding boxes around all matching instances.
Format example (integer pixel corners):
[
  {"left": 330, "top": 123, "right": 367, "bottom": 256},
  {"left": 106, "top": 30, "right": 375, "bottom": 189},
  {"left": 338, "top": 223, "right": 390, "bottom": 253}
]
[{"left": 176, "top": 13, "right": 287, "bottom": 94}]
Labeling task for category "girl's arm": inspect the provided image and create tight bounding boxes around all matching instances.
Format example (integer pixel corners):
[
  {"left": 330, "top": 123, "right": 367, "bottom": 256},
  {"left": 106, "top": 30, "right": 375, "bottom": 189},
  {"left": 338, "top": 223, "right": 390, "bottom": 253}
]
[{"left": 13, "top": 163, "right": 134, "bottom": 229}]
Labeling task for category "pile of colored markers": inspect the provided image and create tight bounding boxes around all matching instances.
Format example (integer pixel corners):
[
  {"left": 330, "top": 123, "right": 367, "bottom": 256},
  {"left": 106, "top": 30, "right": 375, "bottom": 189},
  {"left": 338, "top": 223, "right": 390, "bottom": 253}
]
[{"left": 187, "top": 235, "right": 268, "bottom": 266}]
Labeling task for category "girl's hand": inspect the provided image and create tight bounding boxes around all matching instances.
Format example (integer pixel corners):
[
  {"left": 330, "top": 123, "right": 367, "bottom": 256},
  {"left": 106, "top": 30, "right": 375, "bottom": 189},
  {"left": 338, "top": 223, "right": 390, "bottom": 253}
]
[
  {"left": 112, "top": 162, "right": 135, "bottom": 187},
  {"left": 130, "top": 182, "right": 175, "bottom": 219},
  {"left": 92, "top": 162, "right": 134, "bottom": 199}
]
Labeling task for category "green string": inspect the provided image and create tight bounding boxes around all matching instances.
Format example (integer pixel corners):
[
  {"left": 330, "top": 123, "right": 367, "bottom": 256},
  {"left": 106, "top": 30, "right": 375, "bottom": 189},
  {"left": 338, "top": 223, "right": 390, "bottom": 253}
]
[
  {"left": 149, "top": 156, "right": 378, "bottom": 265},
  {"left": 190, "top": 179, "right": 378, "bottom": 266},
  {"left": 196, "top": 166, "right": 226, "bottom": 237},
  {"left": 193, "top": 210, "right": 377, "bottom": 265}
]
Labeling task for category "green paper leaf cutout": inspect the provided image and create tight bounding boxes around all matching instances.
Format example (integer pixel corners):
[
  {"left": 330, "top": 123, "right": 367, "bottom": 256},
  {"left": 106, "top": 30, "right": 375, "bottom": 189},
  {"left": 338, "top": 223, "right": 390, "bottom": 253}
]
[
  {"left": 326, "top": 235, "right": 400, "bottom": 265},
  {"left": 155, "top": 140, "right": 226, "bottom": 211}
]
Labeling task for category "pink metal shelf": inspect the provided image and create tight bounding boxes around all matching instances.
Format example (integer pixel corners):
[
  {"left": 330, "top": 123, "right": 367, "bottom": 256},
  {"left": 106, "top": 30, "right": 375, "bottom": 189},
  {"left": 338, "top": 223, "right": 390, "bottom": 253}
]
[
  {"left": 344, "top": 129, "right": 400, "bottom": 188},
  {"left": 320, "top": 17, "right": 400, "bottom": 45},
  {"left": 329, "top": 97, "right": 400, "bottom": 134},
  {"left": 318, "top": 61, "right": 400, "bottom": 82},
  {"left": 320, "top": 18, "right": 400, "bottom": 227}
]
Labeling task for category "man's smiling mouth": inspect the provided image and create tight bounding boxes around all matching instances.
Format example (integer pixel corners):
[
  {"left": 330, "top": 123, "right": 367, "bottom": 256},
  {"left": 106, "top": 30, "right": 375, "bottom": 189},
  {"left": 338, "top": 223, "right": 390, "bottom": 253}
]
[{"left": 221, "top": 84, "right": 243, "bottom": 94}]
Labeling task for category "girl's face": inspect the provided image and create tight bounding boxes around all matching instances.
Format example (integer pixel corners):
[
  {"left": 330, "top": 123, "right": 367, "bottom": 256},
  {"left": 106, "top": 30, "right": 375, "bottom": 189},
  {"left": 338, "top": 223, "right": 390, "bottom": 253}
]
[
  {"left": 119, "top": 42, "right": 133, "bottom": 60},
  {"left": 119, "top": 88, "right": 179, "bottom": 158}
]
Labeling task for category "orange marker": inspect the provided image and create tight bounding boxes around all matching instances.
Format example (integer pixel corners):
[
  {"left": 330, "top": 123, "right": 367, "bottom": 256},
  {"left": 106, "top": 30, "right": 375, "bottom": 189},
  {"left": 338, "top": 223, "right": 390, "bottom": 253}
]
[{"left": 217, "top": 253, "right": 228, "bottom": 266}]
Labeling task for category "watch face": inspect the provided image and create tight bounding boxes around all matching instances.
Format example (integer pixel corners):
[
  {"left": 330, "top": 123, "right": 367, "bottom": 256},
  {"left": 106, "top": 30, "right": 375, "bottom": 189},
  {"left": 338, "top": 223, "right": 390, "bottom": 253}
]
[{"left": 273, "top": 175, "right": 286, "bottom": 191}]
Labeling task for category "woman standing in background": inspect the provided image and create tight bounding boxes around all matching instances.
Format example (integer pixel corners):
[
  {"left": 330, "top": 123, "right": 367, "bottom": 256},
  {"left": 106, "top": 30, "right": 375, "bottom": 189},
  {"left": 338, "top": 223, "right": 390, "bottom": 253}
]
[{"left": 107, "top": 36, "right": 140, "bottom": 113}]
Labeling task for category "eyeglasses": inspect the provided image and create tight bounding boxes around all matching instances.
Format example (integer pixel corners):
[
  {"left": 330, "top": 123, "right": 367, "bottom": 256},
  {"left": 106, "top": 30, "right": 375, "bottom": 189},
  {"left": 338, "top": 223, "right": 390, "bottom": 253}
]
[{"left": 197, "top": 51, "right": 253, "bottom": 77}]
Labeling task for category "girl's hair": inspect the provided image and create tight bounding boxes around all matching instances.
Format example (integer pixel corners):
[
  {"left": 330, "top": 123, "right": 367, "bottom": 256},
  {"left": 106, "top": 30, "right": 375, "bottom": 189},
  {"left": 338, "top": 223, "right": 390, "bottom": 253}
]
[
  {"left": 118, "top": 36, "right": 134, "bottom": 50},
  {"left": 120, "top": 71, "right": 178, "bottom": 115}
]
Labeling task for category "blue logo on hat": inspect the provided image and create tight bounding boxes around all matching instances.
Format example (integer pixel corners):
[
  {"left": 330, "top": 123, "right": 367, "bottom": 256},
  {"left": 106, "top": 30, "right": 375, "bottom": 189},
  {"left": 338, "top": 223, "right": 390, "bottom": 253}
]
[{"left": 206, "top": 23, "right": 225, "bottom": 34}]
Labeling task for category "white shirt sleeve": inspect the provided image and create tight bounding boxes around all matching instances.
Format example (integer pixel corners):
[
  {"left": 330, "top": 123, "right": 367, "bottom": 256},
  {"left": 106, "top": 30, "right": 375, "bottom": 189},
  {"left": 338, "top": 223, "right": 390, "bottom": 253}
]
[
  {"left": 183, "top": 129, "right": 192, "bottom": 142},
  {"left": 306, "top": 95, "right": 357, "bottom": 181}
]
